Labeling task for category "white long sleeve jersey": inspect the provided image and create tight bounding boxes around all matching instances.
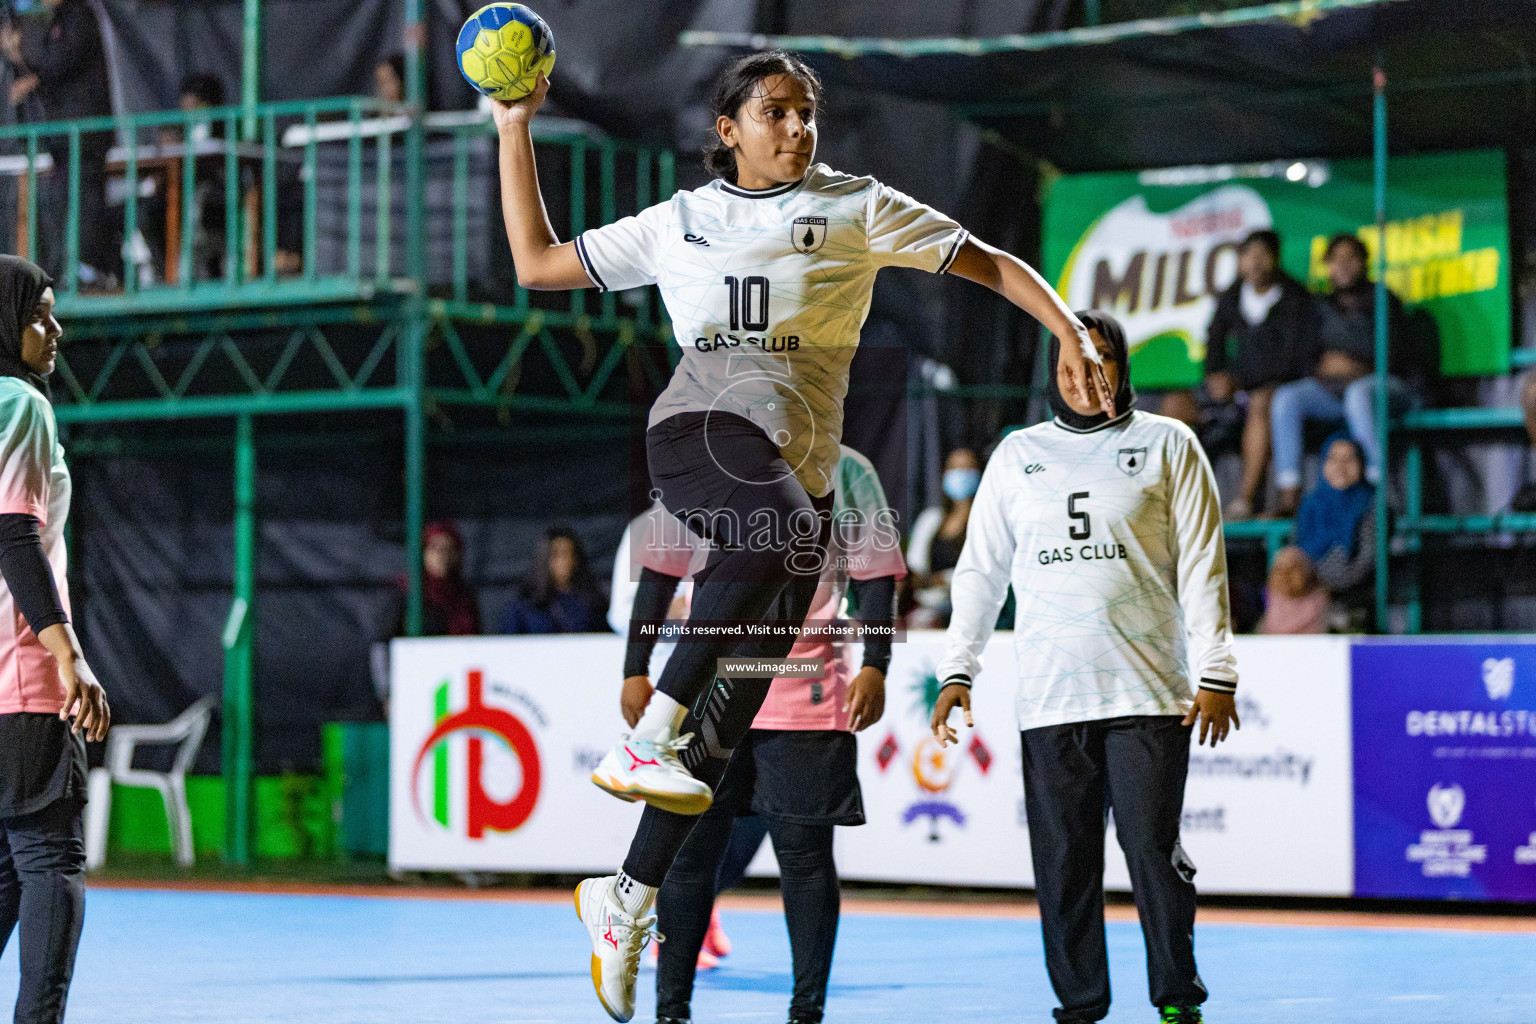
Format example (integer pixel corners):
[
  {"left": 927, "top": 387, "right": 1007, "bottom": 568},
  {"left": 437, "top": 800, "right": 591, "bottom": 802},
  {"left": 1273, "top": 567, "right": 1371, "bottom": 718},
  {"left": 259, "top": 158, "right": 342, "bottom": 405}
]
[{"left": 937, "top": 411, "right": 1238, "bottom": 732}]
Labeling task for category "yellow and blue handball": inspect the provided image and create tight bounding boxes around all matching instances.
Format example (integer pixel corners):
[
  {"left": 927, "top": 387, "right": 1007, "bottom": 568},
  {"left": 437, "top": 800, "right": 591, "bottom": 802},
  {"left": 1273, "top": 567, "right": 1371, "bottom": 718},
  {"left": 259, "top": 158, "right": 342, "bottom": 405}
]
[{"left": 456, "top": 3, "right": 556, "bottom": 102}]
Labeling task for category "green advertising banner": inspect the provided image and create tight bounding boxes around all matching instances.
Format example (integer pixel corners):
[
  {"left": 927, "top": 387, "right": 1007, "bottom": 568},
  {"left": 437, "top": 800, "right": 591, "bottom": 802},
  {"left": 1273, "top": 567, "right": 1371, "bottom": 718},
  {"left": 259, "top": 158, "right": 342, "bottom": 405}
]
[{"left": 1042, "top": 150, "right": 1510, "bottom": 388}]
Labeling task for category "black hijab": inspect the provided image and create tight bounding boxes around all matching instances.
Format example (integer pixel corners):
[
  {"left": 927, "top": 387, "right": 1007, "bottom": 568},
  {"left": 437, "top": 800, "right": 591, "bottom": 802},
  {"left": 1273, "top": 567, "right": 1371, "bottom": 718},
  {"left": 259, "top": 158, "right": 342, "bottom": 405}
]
[
  {"left": 1048, "top": 308, "right": 1136, "bottom": 431},
  {"left": 0, "top": 255, "right": 53, "bottom": 397}
]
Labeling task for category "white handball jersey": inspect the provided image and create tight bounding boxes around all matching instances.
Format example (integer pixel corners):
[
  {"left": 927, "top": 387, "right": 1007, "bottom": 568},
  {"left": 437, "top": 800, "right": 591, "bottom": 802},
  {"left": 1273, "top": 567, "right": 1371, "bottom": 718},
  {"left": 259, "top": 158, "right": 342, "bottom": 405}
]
[
  {"left": 937, "top": 410, "right": 1238, "bottom": 732},
  {"left": 576, "top": 163, "right": 968, "bottom": 498}
]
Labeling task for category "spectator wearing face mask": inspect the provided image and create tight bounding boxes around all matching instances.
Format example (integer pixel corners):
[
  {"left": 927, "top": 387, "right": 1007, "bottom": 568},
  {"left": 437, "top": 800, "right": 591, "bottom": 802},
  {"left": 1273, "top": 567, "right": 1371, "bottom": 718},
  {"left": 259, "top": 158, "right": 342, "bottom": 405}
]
[{"left": 907, "top": 447, "right": 980, "bottom": 628}]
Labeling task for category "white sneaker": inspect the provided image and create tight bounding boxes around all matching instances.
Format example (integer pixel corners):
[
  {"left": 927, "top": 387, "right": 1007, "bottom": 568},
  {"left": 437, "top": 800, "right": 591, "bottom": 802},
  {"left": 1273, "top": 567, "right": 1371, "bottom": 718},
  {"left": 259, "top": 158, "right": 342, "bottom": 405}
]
[
  {"left": 574, "top": 875, "right": 659, "bottom": 1022},
  {"left": 590, "top": 734, "right": 713, "bottom": 815}
]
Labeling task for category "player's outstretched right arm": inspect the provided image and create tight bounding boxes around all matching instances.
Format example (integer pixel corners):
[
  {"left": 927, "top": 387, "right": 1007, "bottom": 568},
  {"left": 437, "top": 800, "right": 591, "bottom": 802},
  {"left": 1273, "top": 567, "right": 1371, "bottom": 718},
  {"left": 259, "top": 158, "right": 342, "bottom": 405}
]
[
  {"left": 491, "top": 75, "right": 595, "bottom": 291},
  {"left": 949, "top": 238, "right": 1115, "bottom": 419}
]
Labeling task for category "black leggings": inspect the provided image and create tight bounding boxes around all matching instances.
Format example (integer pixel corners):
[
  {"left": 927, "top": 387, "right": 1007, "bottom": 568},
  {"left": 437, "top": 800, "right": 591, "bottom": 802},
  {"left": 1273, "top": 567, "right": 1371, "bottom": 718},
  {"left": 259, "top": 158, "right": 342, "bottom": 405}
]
[
  {"left": 0, "top": 796, "right": 87, "bottom": 1024},
  {"left": 656, "top": 751, "right": 839, "bottom": 1024},
  {"left": 624, "top": 412, "right": 832, "bottom": 886}
]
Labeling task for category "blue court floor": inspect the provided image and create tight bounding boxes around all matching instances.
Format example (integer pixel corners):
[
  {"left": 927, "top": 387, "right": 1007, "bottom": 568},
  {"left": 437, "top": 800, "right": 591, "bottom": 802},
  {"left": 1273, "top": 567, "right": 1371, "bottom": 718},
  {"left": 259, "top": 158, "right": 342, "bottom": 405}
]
[{"left": 2, "top": 888, "right": 1533, "bottom": 1023}]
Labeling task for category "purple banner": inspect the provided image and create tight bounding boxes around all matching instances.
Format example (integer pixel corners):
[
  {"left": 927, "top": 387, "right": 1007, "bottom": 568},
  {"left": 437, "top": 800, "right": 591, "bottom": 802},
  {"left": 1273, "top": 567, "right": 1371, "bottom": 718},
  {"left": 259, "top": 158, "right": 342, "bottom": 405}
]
[{"left": 1353, "top": 640, "right": 1536, "bottom": 900}]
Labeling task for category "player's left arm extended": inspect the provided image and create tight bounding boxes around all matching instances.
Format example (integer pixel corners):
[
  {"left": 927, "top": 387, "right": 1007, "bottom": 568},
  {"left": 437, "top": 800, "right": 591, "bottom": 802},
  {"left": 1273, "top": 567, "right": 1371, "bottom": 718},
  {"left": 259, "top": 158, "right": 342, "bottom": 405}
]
[
  {"left": 948, "top": 238, "right": 1114, "bottom": 418},
  {"left": 1168, "top": 432, "right": 1241, "bottom": 745}
]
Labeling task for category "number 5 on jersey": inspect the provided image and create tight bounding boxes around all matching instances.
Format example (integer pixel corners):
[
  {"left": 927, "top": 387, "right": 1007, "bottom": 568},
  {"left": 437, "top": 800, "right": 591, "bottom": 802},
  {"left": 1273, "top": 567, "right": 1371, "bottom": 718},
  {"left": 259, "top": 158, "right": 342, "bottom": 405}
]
[{"left": 1068, "top": 491, "right": 1091, "bottom": 540}]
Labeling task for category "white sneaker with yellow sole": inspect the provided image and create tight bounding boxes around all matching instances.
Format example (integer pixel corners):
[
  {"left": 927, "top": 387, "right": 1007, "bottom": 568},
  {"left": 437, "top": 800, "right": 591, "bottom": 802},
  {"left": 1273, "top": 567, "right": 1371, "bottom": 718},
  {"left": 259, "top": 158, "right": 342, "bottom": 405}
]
[
  {"left": 574, "top": 875, "right": 659, "bottom": 1022},
  {"left": 590, "top": 734, "right": 713, "bottom": 815}
]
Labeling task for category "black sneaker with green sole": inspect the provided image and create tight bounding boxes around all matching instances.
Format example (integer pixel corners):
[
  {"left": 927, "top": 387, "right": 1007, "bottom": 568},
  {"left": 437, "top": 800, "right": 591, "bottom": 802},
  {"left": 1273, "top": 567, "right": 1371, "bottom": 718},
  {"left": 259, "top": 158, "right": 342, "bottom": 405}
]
[{"left": 1159, "top": 1008, "right": 1203, "bottom": 1024}]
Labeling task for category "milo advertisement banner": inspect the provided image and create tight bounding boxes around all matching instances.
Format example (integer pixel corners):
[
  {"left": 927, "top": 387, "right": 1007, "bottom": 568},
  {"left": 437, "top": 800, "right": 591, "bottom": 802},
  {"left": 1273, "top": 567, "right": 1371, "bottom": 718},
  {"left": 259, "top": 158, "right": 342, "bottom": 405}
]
[{"left": 1043, "top": 150, "right": 1509, "bottom": 388}]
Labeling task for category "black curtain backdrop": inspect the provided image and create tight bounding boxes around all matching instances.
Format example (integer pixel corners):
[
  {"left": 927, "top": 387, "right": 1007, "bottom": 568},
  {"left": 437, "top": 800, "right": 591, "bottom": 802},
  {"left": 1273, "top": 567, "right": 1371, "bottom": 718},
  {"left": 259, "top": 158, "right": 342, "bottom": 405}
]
[{"left": 69, "top": 412, "right": 634, "bottom": 771}]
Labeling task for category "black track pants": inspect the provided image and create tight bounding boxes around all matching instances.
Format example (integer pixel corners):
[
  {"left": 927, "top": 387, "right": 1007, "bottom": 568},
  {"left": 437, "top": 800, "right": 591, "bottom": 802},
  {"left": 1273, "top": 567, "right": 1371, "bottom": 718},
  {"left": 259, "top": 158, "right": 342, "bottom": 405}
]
[
  {"left": 645, "top": 410, "right": 831, "bottom": 707},
  {"left": 1019, "top": 715, "right": 1206, "bottom": 1022},
  {"left": 0, "top": 796, "right": 86, "bottom": 1024},
  {"left": 620, "top": 545, "right": 826, "bottom": 885}
]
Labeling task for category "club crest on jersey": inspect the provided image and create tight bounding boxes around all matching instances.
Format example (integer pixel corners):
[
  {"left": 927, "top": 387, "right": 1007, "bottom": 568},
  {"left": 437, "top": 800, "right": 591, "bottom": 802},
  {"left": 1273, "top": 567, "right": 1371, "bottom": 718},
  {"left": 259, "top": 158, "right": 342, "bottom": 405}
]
[
  {"left": 1118, "top": 447, "right": 1147, "bottom": 476},
  {"left": 791, "top": 216, "right": 827, "bottom": 254}
]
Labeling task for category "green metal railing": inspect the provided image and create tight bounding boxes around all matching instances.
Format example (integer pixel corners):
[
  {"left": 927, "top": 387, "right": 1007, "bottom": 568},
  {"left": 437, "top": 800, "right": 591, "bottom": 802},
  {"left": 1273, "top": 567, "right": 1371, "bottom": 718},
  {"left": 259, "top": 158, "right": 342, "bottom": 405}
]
[
  {"left": 1, "top": 99, "right": 679, "bottom": 426},
  {"left": 1394, "top": 410, "right": 1536, "bottom": 634},
  {"left": 0, "top": 99, "right": 677, "bottom": 347},
  {"left": 1, "top": 98, "right": 398, "bottom": 310}
]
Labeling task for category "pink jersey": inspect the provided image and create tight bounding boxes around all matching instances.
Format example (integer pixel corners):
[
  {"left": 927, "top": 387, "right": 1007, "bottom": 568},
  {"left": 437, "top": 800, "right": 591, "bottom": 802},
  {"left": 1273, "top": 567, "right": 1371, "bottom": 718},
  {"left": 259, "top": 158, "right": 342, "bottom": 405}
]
[
  {"left": 630, "top": 447, "right": 905, "bottom": 732},
  {"left": 0, "top": 378, "right": 71, "bottom": 715}
]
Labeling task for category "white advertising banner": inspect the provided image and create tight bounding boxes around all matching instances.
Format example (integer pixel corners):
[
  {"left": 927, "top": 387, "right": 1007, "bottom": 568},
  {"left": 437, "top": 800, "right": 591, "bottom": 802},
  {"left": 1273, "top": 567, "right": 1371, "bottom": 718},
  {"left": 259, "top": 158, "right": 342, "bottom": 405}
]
[
  {"left": 390, "top": 633, "right": 1353, "bottom": 895},
  {"left": 841, "top": 633, "right": 1354, "bottom": 896},
  {"left": 1108, "top": 634, "right": 1354, "bottom": 896},
  {"left": 389, "top": 635, "right": 642, "bottom": 873}
]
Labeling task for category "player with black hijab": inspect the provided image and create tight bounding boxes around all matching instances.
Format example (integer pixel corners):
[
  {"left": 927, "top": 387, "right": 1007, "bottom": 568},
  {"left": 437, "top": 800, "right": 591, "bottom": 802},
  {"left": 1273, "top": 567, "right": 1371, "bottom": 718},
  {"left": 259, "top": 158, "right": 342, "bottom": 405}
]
[
  {"left": 933, "top": 310, "right": 1238, "bottom": 1024},
  {"left": 0, "top": 254, "right": 110, "bottom": 1024}
]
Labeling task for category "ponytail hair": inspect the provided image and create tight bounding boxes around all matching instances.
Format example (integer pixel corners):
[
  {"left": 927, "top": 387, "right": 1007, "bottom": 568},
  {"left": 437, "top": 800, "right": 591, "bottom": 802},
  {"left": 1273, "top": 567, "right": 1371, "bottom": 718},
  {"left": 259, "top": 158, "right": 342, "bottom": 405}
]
[{"left": 701, "top": 50, "right": 821, "bottom": 183}]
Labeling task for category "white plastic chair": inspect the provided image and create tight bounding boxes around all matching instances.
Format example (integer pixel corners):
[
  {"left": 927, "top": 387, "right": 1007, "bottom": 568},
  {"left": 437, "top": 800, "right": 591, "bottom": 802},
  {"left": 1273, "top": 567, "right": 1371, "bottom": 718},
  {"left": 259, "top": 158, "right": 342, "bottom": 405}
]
[{"left": 85, "top": 695, "right": 217, "bottom": 870}]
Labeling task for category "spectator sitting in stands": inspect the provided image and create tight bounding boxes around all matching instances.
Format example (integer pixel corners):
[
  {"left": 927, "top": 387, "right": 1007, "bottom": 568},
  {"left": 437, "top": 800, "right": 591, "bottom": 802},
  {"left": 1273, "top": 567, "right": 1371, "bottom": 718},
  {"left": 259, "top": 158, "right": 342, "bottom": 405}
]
[
  {"left": 172, "top": 72, "right": 225, "bottom": 139},
  {"left": 1269, "top": 234, "right": 1420, "bottom": 517},
  {"left": 1256, "top": 546, "right": 1327, "bottom": 635},
  {"left": 1154, "top": 387, "right": 1246, "bottom": 470},
  {"left": 501, "top": 526, "right": 608, "bottom": 634},
  {"left": 906, "top": 447, "right": 979, "bottom": 629},
  {"left": 2, "top": 0, "right": 114, "bottom": 287},
  {"left": 376, "top": 53, "right": 406, "bottom": 104},
  {"left": 1203, "top": 229, "right": 1318, "bottom": 520},
  {"left": 150, "top": 73, "right": 228, "bottom": 281},
  {"left": 1295, "top": 432, "right": 1377, "bottom": 631},
  {"left": 387, "top": 519, "right": 481, "bottom": 637}
]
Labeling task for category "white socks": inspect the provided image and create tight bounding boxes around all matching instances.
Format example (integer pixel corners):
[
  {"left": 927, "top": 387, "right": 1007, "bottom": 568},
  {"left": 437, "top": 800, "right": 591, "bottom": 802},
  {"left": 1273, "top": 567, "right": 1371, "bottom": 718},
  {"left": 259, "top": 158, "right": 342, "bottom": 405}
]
[
  {"left": 630, "top": 690, "right": 687, "bottom": 743},
  {"left": 613, "top": 870, "right": 657, "bottom": 916}
]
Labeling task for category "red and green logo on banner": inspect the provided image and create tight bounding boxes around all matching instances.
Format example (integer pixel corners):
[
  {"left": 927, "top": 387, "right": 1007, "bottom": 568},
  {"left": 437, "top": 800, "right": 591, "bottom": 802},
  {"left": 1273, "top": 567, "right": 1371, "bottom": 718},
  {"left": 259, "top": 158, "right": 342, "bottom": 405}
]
[
  {"left": 411, "top": 670, "right": 542, "bottom": 838},
  {"left": 1042, "top": 150, "right": 1510, "bottom": 389}
]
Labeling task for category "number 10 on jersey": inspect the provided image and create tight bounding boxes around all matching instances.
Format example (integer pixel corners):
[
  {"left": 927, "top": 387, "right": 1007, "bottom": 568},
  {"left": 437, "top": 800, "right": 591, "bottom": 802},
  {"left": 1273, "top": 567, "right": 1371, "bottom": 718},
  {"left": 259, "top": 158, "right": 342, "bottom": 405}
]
[{"left": 725, "top": 275, "right": 770, "bottom": 331}]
